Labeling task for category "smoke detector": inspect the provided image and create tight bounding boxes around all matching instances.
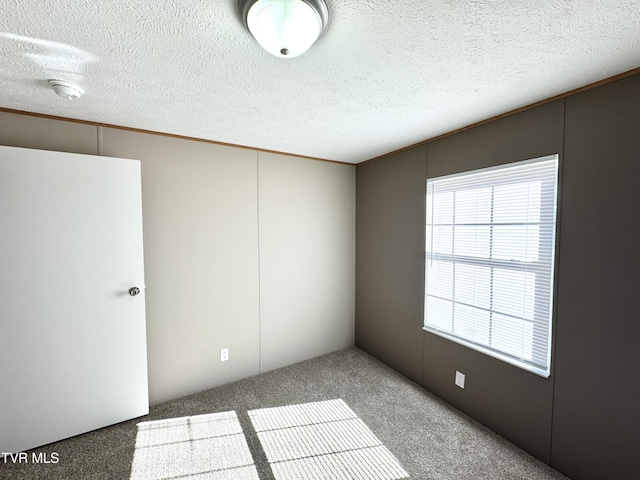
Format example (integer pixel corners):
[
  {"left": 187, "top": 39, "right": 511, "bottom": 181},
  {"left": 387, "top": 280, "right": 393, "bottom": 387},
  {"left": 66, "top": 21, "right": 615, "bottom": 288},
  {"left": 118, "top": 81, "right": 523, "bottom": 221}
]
[{"left": 48, "top": 80, "right": 84, "bottom": 100}]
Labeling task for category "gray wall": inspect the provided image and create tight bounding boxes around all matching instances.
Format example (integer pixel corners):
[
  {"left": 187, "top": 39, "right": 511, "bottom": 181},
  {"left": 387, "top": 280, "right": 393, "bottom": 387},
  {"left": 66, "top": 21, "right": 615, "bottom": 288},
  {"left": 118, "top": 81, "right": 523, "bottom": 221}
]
[
  {"left": 356, "top": 73, "right": 640, "bottom": 480},
  {"left": 0, "top": 112, "right": 355, "bottom": 406},
  {"left": 551, "top": 74, "right": 640, "bottom": 480},
  {"left": 424, "top": 100, "right": 564, "bottom": 462},
  {"left": 355, "top": 146, "right": 426, "bottom": 384}
]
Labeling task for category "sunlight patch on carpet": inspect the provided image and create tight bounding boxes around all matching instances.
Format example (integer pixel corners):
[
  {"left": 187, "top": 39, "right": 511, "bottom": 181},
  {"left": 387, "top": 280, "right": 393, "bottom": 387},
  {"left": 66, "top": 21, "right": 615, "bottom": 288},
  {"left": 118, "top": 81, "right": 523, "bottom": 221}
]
[
  {"left": 249, "top": 399, "right": 409, "bottom": 480},
  {"left": 130, "top": 411, "right": 259, "bottom": 480}
]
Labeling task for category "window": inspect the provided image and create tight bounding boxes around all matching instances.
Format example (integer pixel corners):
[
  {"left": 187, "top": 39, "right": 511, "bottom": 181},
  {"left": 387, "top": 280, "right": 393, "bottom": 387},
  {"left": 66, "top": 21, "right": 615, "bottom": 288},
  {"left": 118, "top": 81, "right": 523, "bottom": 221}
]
[{"left": 424, "top": 155, "right": 559, "bottom": 377}]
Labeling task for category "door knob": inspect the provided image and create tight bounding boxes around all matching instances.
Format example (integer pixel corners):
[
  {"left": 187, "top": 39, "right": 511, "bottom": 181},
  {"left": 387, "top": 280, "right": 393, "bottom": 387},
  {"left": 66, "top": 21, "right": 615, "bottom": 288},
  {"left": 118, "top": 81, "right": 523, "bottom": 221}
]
[{"left": 129, "top": 287, "right": 141, "bottom": 297}]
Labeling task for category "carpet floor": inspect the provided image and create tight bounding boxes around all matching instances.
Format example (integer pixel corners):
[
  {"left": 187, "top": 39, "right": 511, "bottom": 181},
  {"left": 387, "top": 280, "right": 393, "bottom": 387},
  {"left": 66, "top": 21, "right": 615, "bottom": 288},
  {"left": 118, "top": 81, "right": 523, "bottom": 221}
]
[{"left": 0, "top": 347, "right": 568, "bottom": 480}]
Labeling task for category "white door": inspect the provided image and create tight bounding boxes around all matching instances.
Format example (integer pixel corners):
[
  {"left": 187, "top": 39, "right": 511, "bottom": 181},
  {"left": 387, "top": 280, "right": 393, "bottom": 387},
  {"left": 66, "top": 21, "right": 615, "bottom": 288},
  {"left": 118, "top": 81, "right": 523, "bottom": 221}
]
[{"left": 0, "top": 145, "right": 148, "bottom": 454}]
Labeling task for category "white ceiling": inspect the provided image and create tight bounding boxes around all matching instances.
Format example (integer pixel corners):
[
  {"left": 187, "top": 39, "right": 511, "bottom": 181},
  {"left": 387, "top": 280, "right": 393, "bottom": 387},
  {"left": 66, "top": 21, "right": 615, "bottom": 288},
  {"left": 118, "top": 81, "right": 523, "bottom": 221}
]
[{"left": 1, "top": 1, "right": 639, "bottom": 164}]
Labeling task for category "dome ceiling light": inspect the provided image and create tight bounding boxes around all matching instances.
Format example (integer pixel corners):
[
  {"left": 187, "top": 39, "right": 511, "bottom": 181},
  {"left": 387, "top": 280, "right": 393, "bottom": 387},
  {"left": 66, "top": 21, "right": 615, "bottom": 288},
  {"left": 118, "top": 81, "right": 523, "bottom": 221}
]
[
  {"left": 48, "top": 79, "right": 84, "bottom": 100},
  {"left": 239, "top": 0, "right": 329, "bottom": 58}
]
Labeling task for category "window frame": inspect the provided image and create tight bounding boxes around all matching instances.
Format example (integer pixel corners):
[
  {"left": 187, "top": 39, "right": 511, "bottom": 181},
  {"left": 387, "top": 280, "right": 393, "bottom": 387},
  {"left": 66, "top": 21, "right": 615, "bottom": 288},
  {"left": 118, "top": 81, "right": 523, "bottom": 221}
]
[{"left": 423, "top": 154, "right": 559, "bottom": 377}]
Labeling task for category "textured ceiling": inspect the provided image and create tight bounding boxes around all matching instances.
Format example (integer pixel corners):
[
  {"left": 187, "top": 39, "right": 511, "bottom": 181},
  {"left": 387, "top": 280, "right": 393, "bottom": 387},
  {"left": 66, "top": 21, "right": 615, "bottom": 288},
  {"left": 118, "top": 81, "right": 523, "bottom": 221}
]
[{"left": 0, "top": 0, "right": 639, "bottom": 163}]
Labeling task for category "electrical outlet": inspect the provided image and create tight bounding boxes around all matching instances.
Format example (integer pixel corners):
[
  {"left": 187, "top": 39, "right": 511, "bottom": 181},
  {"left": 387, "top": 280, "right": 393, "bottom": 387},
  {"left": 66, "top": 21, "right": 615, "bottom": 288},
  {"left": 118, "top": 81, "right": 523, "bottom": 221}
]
[
  {"left": 455, "top": 370, "right": 465, "bottom": 389},
  {"left": 220, "top": 348, "right": 229, "bottom": 362}
]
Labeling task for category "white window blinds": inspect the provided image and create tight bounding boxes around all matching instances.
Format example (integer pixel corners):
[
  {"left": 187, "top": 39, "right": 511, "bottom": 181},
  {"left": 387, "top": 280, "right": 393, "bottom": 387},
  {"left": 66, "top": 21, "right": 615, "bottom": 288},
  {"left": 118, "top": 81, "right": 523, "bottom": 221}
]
[{"left": 424, "top": 155, "right": 559, "bottom": 377}]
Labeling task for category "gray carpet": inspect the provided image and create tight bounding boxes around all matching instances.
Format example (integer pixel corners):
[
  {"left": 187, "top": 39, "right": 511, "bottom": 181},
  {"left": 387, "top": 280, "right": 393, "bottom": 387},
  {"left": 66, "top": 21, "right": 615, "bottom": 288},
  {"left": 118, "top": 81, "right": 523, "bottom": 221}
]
[{"left": 0, "top": 347, "right": 568, "bottom": 479}]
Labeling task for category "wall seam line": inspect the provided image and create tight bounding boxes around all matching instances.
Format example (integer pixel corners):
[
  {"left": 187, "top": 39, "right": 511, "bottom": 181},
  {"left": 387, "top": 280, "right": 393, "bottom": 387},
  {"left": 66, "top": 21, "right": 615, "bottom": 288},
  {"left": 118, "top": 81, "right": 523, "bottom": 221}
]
[
  {"left": 97, "top": 125, "right": 103, "bottom": 155},
  {"left": 548, "top": 96, "right": 567, "bottom": 467},
  {"left": 422, "top": 144, "right": 428, "bottom": 387},
  {"left": 256, "top": 150, "right": 262, "bottom": 374}
]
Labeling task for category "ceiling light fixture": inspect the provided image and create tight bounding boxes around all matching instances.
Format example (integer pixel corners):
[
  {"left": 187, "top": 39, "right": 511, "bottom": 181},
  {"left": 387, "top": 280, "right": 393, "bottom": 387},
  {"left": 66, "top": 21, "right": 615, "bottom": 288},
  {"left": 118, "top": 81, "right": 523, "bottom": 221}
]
[
  {"left": 239, "top": 0, "right": 328, "bottom": 58},
  {"left": 48, "top": 79, "right": 84, "bottom": 100}
]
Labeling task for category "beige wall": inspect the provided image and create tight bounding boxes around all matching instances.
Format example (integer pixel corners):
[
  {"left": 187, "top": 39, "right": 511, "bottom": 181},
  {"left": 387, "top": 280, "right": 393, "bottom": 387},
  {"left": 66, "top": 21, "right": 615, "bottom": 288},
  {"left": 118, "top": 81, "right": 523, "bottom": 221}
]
[
  {"left": 102, "top": 128, "right": 261, "bottom": 404},
  {"left": 0, "top": 111, "right": 355, "bottom": 406},
  {"left": 258, "top": 152, "right": 355, "bottom": 372}
]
